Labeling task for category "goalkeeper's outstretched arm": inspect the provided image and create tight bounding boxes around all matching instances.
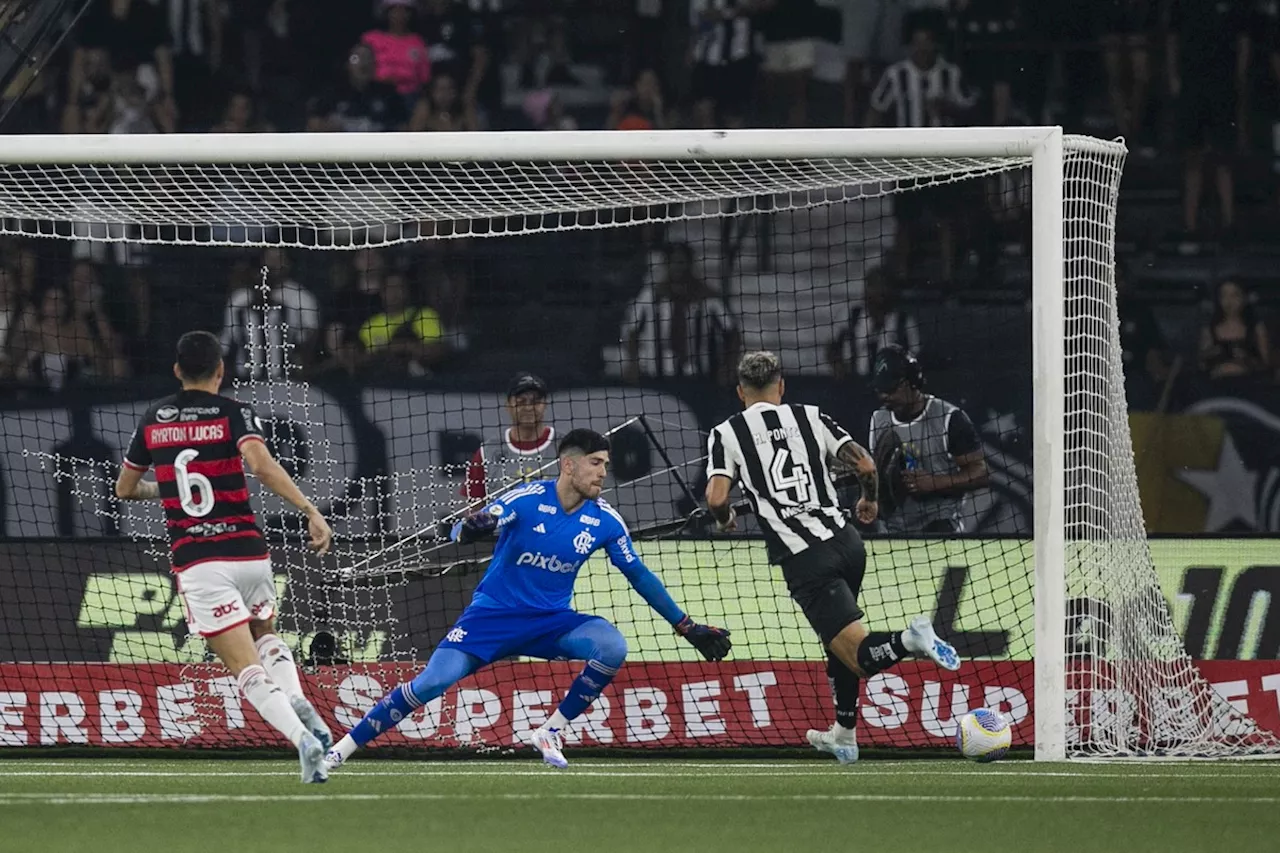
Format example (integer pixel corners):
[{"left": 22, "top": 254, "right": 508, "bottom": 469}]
[{"left": 603, "top": 524, "right": 732, "bottom": 662}]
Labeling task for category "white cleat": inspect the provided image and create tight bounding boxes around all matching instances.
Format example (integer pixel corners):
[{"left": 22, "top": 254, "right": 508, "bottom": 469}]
[
  {"left": 806, "top": 725, "right": 859, "bottom": 764},
  {"left": 530, "top": 726, "right": 569, "bottom": 769},
  {"left": 322, "top": 748, "right": 346, "bottom": 775},
  {"left": 292, "top": 696, "right": 333, "bottom": 751},
  {"left": 299, "top": 733, "right": 328, "bottom": 783},
  {"left": 903, "top": 615, "right": 961, "bottom": 672}
]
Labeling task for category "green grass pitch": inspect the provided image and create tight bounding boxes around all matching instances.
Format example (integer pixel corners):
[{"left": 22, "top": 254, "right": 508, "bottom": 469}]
[{"left": 1, "top": 757, "right": 1277, "bottom": 853}]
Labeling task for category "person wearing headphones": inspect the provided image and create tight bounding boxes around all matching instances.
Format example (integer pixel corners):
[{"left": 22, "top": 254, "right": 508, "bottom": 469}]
[{"left": 868, "top": 345, "right": 989, "bottom": 534}]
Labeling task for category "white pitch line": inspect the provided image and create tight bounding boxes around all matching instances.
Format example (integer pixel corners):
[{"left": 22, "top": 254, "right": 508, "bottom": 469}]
[
  {"left": 0, "top": 767, "right": 1277, "bottom": 780},
  {"left": 1, "top": 792, "right": 1279, "bottom": 807}
]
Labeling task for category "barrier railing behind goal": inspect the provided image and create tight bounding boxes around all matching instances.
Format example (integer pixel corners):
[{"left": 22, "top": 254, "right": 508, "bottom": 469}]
[{"left": 0, "top": 128, "right": 1272, "bottom": 759}]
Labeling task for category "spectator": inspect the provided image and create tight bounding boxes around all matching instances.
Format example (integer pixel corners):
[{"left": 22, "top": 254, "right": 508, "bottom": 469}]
[
  {"left": 9, "top": 285, "right": 116, "bottom": 390},
  {"left": 868, "top": 26, "right": 975, "bottom": 128},
  {"left": 954, "top": 0, "right": 1018, "bottom": 126},
  {"left": 306, "top": 43, "right": 409, "bottom": 132},
  {"left": 868, "top": 25, "right": 975, "bottom": 279},
  {"left": 607, "top": 69, "right": 667, "bottom": 130},
  {"left": 420, "top": 0, "right": 502, "bottom": 125},
  {"left": 1198, "top": 279, "right": 1270, "bottom": 382},
  {"left": 321, "top": 249, "right": 384, "bottom": 376},
  {"left": 421, "top": 260, "right": 471, "bottom": 354},
  {"left": 363, "top": 0, "right": 433, "bottom": 98},
  {"left": 211, "top": 89, "right": 274, "bottom": 132},
  {"left": 1169, "top": 0, "right": 1249, "bottom": 237},
  {"left": 1116, "top": 268, "right": 1175, "bottom": 409},
  {"left": 1101, "top": 0, "right": 1156, "bottom": 146},
  {"left": 619, "top": 242, "right": 740, "bottom": 384},
  {"left": 757, "top": 0, "right": 821, "bottom": 127},
  {"left": 517, "top": 17, "right": 576, "bottom": 90},
  {"left": 0, "top": 246, "right": 34, "bottom": 377},
  {"left": 833, "top": 0, "right": 893, "bottom": 127},
  {"left": 689, "top": 0, "right": 770, "bottom": 129},
  {"left": 409, "top": 73, "right": 479, "bottom": 131},
  {"left": 522, "top": 89, "right": 577, "bottom": 130},
  {"left": 67, "top": 0, "right": 176, "bottom": 133},
  {"left": 826, "top": 266, "right": 921, "bottom": 380},
  {"left": 101, "top": 71, "right": 161, "bottom": 134},
  {"left": 112, "top": 267, "right": 160, "bottom": 376},
  {"left": 68, "top": 261, "right": 130, "bottom": 381},
  {"left": 359, "top": 271, "right": 450, "bottom": 377},
  {"left": 219, "top": 249, "right": 321, "bottom": 380},
  {"left": 163, "top": 0, "right": 225, "bottom": 129}
]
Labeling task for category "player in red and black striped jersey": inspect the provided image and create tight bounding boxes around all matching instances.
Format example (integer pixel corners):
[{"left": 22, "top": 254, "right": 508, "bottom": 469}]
[
  {"left": 123, "top": 391, "right": 271, "bottom": 570},
  {"left": 114, "top": 330, "right": 335, "bottom": 782}
]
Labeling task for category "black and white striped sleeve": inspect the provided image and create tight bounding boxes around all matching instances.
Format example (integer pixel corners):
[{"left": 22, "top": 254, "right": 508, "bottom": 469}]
[
  {"left": 817, "top": 409, "right": 855, "bottom": 459},
  {"left": 706, "top": 422, "right": 738, "bottom": 481}
]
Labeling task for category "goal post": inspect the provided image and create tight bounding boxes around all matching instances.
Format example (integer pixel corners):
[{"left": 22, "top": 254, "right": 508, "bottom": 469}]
[{"left": 0, "top": 126, "right": 1270, "bottom": 759}]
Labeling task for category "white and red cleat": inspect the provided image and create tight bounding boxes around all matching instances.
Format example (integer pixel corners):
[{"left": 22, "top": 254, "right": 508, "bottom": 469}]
[{"left": 530, "top": 725, "right": 569, "bottom": 769}]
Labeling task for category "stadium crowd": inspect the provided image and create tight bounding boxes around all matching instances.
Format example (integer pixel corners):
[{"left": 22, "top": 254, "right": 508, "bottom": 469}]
[{"left": 0, "top": 0, "right": 1279, "bottom": 397}]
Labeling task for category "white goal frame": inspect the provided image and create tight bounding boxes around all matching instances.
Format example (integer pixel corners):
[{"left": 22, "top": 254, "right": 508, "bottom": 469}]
[{"left": 1, "top": 126, "right": 1093, "bottom": 760}]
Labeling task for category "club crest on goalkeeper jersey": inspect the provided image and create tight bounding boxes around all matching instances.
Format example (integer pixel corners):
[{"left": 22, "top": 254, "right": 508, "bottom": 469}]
[
  {"left": 123, "top": 389, "right": 270, "bottom": 571},
  {"left": 470, "top": 479, "right": 638, "bottom": 612}
]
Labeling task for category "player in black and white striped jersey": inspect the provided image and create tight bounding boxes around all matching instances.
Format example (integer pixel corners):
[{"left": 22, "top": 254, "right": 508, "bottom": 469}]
[{"left": 705, "top": 351, "right": 959, "bottom": 764}]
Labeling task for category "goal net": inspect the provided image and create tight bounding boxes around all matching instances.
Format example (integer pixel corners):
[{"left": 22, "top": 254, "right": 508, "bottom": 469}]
[{"left": 0, "top": 128, "right": 1270, "bottom": 758}]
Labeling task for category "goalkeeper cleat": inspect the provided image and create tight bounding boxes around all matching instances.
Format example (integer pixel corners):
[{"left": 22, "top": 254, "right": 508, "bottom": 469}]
[
  {"left": 299, "top": 733, "right": 329, "bottom": 784},
  {"left": 322, "top": 748, "right": 345, "bottom": 775},
  {"left": 806, "top": 725, "right": 859, "bottom": 765},
  {"left": 291, "top": 695, "right": 333, "bottom": 751},
  {"left": 531, "top": 725, "right": 569, "bottom": 769},
  {"left": 904, "top": 615, "right": 961, "bottom": 672}
]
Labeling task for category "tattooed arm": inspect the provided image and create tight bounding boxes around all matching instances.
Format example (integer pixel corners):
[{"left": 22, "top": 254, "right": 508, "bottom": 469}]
[
  {"left": 835, "top": 440, "right": 878, "bottom": 504},
  {"left": 817, "top": 408, "right": 879, "bottom": 525}
]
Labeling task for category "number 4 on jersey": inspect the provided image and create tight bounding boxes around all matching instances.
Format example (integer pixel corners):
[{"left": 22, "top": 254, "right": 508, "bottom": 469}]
[{"left": 769, "top": 447, "right": 812, "bottom": 506}]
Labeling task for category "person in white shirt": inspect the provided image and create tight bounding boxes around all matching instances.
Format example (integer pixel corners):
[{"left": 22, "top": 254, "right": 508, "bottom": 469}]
[
  {"left": 619, "top": 242, "right": 740, "bottom": 385},
  {"left": 220, "top": 247, "right": 321, "bottom": 380}
]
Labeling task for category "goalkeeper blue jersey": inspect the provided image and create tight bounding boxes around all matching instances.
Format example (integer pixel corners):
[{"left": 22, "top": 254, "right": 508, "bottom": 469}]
[{"left": 468, "top": 480, "right": 681, "bottom": 622}]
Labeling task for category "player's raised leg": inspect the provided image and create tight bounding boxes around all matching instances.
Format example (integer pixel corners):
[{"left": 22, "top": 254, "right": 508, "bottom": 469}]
[
  {"left": 251, "top": 621, "right": 332, "bottom": 750},
  {"left": 526, "top": 617, "right": 629, "bottom": 769},
  {"left": 325, "top": 646, "right": 483, "bottom": 771}
]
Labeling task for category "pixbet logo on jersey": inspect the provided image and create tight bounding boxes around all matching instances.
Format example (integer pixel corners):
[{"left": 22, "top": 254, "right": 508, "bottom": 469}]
[{"left": 515, "top": 552, "right": 582, "bottom": 574}]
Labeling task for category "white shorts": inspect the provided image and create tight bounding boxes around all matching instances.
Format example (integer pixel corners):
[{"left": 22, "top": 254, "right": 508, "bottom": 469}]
[{"left": 177, "top": 558, "right": 277, "bottom": 638}]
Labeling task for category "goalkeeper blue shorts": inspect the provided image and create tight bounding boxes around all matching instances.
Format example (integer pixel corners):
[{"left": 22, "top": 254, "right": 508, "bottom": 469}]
[{"left": 437, "top": 604, "right": 604, "bottom": 664}]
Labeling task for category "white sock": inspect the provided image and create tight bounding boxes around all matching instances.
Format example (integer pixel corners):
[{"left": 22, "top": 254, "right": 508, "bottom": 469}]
[
  {"left": 255, "top": 634, "right": 305, "bottom": 701},
  {"left": 545, "top": 710, "right": 570, "bottom": 731},
  {"left": 332, "top": 734, "right": 359, "bottom": 761},
  {"left": 238, "top": 664, "right": 307, "bottom": 748}
]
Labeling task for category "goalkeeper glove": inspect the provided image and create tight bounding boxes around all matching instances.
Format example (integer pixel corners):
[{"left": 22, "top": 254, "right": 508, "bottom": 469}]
[
  {"left": 450, "top": 508, "right": 500, "bottom": 544},
  {"left": 675, "top": 616, "right": 732, "bottom": 662}
]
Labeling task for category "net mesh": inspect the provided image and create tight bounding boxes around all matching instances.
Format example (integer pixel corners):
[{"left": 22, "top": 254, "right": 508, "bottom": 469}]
[{"left": 0, "top": 131, "right": 1271, "bottom": 757}]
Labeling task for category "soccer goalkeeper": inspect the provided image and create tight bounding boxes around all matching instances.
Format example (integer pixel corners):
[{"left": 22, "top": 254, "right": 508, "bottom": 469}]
[{"left": 325, "top": 428, "right": 732, "bottom": 770}]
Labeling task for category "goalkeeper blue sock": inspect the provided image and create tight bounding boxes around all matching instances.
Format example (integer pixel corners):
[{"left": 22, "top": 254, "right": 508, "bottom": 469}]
[
  {"left": 350, "top": 684, "right": 418, "bottom": 747},
  {"left": 350, "top": 648, "right": 481, "bottom": 747},
  {"left": 552, "top": 659, "right": 619, "bottom": 724}
]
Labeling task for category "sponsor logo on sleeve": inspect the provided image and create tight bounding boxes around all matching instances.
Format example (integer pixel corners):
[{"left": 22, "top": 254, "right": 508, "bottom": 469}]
[{"left": 155, "top": 406, "right": 179, "bottom": 423}]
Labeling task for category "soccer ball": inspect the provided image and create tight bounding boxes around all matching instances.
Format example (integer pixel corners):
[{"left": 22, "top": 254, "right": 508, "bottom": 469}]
[{"left": 955, "top": 708, "right": 1011, "bottom": 762}]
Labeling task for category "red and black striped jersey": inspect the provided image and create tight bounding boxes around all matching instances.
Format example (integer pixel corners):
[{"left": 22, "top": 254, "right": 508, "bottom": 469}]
[{"left": 123, "top": 390, "right": 270, "bottom": 572}]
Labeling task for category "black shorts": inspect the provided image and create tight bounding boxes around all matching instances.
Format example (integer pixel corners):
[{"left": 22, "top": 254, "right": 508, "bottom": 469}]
[{"left": 779, "top": 525, "right": 867, "bottom": 647}]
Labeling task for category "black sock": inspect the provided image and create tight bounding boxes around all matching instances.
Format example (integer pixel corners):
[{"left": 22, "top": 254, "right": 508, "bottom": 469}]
[
  {"left": 856, "top": 631, "right": 908, "bottom": 677},
  {"left": 826, "top": 652, "right": 861, "bottom": 730}
]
